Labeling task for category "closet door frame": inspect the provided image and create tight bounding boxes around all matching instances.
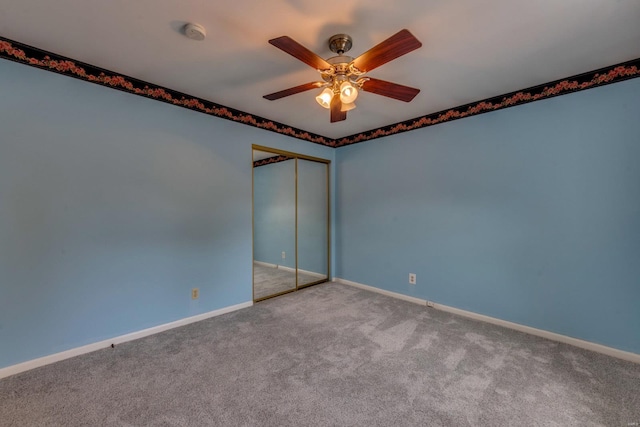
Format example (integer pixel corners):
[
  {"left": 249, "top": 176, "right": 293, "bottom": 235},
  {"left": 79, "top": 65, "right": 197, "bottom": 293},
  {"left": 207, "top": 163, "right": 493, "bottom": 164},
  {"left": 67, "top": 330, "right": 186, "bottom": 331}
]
[{"left": 252, "top": 145, "right": 330, "bottom": 302}]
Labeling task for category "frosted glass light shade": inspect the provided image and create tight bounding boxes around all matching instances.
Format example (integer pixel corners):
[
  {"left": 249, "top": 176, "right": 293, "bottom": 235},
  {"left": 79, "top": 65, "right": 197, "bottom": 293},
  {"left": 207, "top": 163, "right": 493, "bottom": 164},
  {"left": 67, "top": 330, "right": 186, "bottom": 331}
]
[
  {"left": 341, "top": 102, "right": 356, "bottom": 112},
  {"left": 315, "top": 88, "right": 333, "bottom": 109},
  {"left": 339, "top": 81, "right": 358, "bottom": 104}
]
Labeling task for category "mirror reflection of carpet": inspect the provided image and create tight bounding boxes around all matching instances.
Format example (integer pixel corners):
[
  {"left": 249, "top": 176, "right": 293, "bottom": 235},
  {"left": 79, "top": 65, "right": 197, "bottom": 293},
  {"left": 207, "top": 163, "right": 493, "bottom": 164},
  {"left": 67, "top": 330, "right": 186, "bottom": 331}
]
[{"left": 253, "top": 262, "right": 321, "bottom": 300}]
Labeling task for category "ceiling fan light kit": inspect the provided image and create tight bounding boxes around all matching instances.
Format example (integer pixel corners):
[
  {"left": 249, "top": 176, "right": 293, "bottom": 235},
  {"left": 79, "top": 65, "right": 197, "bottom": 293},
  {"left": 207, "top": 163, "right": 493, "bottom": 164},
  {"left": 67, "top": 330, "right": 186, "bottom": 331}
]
[{"left": 264, "top": 29, "right": 422, "bottom": 123}]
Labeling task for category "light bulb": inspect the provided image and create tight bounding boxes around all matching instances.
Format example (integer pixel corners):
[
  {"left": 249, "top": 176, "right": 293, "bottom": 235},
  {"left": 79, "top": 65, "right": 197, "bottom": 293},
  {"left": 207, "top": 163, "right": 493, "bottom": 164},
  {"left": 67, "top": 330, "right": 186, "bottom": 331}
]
[
  {"left": 340, "top": 81, "right": 358, "bottom": 104},
  {"left": 315, "top": 88, "right": 333, "bottom": 109}
]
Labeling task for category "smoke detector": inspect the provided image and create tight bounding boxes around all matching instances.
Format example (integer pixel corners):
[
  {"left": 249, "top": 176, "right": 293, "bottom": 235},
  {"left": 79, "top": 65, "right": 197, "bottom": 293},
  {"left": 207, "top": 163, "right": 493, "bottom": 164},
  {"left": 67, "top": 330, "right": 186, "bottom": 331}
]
[{"left": 184, "top": 23, "right": 206, "bottom": 41}]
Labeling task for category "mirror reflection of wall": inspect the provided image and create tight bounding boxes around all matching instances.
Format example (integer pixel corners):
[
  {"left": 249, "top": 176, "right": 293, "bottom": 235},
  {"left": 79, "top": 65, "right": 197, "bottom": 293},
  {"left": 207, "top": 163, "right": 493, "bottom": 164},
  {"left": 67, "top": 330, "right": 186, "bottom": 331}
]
[
  {"left": 297, "top": 158, "right": 328, "bottom": 287},
  {"left": 253, "top": 152, "right": 296, "bottom": 300},
  {"left": 252, "top": 147, "right": 330, "bottom": 301}
]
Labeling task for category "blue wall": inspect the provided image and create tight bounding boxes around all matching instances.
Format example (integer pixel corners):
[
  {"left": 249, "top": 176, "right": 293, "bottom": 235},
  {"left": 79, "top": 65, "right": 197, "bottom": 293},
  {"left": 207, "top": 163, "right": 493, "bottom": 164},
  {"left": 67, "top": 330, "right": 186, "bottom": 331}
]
[
  {"left": 297, "top": 159, "right": 329, "bottom": 275},
  {"left": 1, "top": 55, "right": 638, "bottom": 369},
  {"left": 336, "top": 78, "right": 640, "bottom": 354},
  {"left": 0, "top": 59, "right": 334, "bottom": 369},
  {"left": 253, "top": 160, "right": 296, "bottom": 268}
]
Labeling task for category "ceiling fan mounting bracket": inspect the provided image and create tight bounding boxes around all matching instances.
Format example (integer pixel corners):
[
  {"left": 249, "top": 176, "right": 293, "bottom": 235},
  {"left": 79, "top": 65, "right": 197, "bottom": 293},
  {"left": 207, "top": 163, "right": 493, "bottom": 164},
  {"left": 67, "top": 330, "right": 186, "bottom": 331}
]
[{"left": 329, "top": 34, "right": 353, "bottom": 55}]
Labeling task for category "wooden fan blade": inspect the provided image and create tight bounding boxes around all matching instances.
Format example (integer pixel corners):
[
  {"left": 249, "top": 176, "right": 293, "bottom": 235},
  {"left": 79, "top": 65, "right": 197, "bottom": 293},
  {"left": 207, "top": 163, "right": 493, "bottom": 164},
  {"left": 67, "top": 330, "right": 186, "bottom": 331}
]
[
  {"left": 330, "top": 94, "right": 347, "bottom": 123},
  {"left": 351, "top": 29, "right": 422, "bottom": 73},
  {"left": 269, "top": 36, "right": 332, "bottom": 71},
  {"left": 264, "top": 82, "right": 325, "bottom": 101},
  {"left": 361, "top": 78, "right": 420, "bottom": 102}
]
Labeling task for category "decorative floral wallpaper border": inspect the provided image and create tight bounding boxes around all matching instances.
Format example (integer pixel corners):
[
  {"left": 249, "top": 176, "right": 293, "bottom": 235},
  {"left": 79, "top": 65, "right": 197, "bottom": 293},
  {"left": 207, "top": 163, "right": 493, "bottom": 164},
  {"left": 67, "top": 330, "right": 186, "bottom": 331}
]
[
  {"left": 0, "top": 37, "right": 333, "bottom": 147},
  {"left": 335, "top": 59, "right": 640, "bottom": 147},
  {"left": 253, "top": 155, "right": 292, "bottom": 168},
  {"left": 1, "top": 36, "right": 639, "bottom": 149}
]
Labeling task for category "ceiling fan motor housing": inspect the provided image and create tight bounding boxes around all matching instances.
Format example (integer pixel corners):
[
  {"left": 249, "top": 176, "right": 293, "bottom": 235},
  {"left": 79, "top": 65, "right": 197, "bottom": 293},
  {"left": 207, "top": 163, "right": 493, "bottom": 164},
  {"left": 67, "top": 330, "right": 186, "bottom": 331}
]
[{"left": 321, "top": 56, "right": 353, "bottom": 80}]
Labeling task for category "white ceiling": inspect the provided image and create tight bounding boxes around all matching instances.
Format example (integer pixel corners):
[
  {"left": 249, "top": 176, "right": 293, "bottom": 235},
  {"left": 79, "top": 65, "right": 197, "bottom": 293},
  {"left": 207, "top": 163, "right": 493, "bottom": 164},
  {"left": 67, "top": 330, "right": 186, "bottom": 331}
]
[{"left": 1, "top": 0, "right": 639, "bottom": 139}]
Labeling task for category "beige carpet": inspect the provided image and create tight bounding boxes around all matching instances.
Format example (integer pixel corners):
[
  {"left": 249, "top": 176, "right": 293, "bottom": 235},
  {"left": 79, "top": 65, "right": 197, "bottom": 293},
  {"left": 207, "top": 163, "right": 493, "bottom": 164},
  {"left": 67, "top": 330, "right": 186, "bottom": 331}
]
[
  {"left": 253, "top": 262, "right": 325, "bottom": 299},
  {"left": 1, "top": 282, "right": 638, "bottom": 426}
]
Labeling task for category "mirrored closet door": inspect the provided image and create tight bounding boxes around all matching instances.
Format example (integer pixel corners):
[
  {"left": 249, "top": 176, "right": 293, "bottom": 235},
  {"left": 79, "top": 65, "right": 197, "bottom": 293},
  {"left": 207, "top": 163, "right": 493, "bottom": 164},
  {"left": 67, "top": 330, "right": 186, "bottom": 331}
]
[
  {"left": 252, "top": 146, "right": 329, "bottom": 301},
  {"left": 296, "top": 158, "right": 329, "bottom": 287}
]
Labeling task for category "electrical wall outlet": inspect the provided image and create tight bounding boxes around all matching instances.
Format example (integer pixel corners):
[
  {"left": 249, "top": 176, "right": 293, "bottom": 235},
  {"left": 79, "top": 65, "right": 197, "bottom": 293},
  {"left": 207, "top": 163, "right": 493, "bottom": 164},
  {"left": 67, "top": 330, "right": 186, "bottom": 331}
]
[
  {"left": 282, "top": 251, "right": 286, "bottom": 260},
  {"left": 192, "top": 288, "right": 199, "bottom": 300},
  {"left": 409, "top": 273, "right": 416, "bottom": 285}
]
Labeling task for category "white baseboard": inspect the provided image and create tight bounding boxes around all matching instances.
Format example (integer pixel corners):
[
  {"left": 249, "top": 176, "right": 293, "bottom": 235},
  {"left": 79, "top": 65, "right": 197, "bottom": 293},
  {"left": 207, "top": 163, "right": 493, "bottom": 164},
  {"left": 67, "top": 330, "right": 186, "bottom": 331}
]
[
  {"left": 255, "top": 261, "right": 326, "bottom": 279},
  {"left": 254, "top": 260, "right": 277, "bottom": 268},
  {"left": 337, "top": 278, "right": 427, "bottom": 306},
  {"left": 300, "top": 269, "right": 327, "bottom": 279},
  {"left": 0, "top": 301, "right": 253, "bottom": 380},
  {"left": 335, "top": 278, "right": 640, "bottom": 364},
  {"left": 284, "top": 266, "right": 326, "bottom": 279}
]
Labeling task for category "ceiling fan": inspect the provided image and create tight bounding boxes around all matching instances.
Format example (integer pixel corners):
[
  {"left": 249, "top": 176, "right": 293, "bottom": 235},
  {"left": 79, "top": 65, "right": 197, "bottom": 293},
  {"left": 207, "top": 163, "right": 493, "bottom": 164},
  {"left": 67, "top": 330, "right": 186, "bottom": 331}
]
[{"left": 263, "top": 29, "right": 422, "bottom": 123}]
